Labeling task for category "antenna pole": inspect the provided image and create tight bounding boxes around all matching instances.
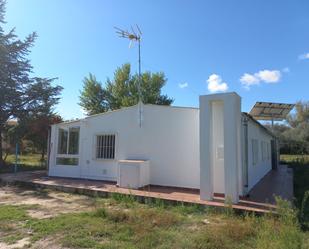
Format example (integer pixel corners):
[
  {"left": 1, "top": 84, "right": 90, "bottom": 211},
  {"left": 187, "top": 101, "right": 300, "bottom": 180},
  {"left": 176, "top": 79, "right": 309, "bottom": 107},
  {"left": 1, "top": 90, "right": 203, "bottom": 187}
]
[
  {"left": 114, "top": 25, "right": 143, "bottom": 127},
  {"left": 114, "top": 25, "right": 142, "bottom": 103},
  {"left": 138, "top": 38, "right": 141, "bottom": 102}
]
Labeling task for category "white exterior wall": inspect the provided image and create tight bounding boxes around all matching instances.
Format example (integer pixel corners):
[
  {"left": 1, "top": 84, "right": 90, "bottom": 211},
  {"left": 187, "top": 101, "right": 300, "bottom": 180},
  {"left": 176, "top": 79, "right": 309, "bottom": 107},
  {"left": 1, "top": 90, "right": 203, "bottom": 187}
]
[
  {"left": 49, "top": 94, "right": 274, "bottom": 197},
  {"left": 246, "top": 119, "right": 273, "bottom": 191},
  {"left": 49, "top": 104, "right": 200, "bottom": 189}
]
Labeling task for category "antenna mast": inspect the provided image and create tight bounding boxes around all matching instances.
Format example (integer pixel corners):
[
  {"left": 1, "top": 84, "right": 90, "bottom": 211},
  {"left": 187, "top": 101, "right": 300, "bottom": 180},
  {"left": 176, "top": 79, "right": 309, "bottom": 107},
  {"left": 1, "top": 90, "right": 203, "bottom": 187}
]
[{"left": 115, "top": 25, "right": 142, "bottom": 102}]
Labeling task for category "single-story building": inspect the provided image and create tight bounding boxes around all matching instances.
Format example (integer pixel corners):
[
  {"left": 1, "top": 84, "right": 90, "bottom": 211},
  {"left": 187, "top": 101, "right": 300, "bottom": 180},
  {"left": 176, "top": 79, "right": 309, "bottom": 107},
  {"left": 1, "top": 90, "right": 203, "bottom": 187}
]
[{"left": 48, "top": 92, "right": 278, "bottom": 203}]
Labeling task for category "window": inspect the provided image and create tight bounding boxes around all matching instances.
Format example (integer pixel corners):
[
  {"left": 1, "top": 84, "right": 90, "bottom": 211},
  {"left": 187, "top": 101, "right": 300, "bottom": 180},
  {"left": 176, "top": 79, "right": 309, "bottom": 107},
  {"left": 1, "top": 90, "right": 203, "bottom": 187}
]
[
  {"left": 58, "top": 128, "right": 68, "bottom": 154},
  {"left": 261, "top": 141, "right": 267, "bottom": 161},
  {"left": 267, "top": 142, "right": 270, "bottom": 160},
  {"left": 68, "top": 127, "right": 80, "bottom": 154},
  {"left": 56, "top": 127, "right": 80, "bottom": 166},
  {"left": 56, "top": 157, "right": 79, "bottom": 166},
  {"left": 57, "top": 127, "right": 80, "bottom": 155},
  {"left": 96, "top": 134, "right": 115, "bottom": 159},
  {"left": 252, "top": 139, "right": 259, "bottom": 165}
]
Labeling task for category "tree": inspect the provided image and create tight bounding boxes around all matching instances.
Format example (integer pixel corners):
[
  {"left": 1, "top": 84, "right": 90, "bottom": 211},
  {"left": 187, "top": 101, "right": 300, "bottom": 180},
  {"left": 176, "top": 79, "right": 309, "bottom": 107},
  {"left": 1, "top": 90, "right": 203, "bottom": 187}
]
[
  {"left": 287, "top": 101, "right": 309, "bottom": 128},
  {"left": 22, "top": 77, "right": 63, "bottom": 160},
  {"left": 24, "top": 114, "right": 62, "bottom": 161},
  {"left": 79, "top": 63, "right": 173, "bottom": 115},
  {"left": 268, "top": 101, "right": 309, "bottom": 154},
  {"left": 0, "top": 0, "right": 62, "bottom": 166},
  {"left": 79, "top": 74, "right": 109, "bottom": 115},
  {"left": 1, "top": 121, "right": 17, "bottom": 161}
]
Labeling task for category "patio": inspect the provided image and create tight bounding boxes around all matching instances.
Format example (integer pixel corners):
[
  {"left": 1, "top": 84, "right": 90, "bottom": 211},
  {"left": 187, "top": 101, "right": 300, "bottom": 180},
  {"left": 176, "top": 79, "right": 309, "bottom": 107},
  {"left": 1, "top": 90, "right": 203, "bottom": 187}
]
[{"left": 0, "top": 165, "right": 293, "bottom": 214}]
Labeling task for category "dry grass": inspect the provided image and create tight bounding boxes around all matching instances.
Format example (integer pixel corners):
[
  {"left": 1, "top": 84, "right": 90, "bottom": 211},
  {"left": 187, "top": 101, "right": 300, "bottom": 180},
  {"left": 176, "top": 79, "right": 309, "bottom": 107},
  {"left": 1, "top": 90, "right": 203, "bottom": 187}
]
[{"left": 0, "top": 186, "right": 308, "bottom": 249}]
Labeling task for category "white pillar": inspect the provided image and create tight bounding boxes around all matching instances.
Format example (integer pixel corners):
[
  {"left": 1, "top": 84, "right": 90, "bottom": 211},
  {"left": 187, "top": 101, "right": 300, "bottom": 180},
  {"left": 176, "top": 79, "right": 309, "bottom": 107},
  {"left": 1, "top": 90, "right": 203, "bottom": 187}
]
[
  {"left": 199, "top": 92, "right": 241, "bottom": 203},
  {"left": 223, "top": 95, "right": 240, "bottom": 203},
  {"left": 199, "top": 96, "right": 214, "bottom": 200}
]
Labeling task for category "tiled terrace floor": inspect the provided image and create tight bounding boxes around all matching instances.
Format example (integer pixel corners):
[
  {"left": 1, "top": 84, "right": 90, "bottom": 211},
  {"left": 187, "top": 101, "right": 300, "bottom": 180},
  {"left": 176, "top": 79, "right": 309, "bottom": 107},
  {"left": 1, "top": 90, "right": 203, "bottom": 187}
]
[
  {"left": 0, "top": 165, "right": 293, "bottom": 214},
  {"left": 247, "top": 164, "right": 293, "bottom": 203}
]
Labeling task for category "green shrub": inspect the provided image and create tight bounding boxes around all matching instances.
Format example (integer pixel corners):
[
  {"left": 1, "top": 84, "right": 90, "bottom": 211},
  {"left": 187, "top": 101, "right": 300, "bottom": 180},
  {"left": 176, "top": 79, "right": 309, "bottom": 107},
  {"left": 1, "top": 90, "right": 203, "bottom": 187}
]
[
  {"left": 93, "top": 207, "right": 107, "bottom": 218},
  {"left": 300, "top": 191, "right": 309, "bottom": 229},
  {"left": 256, "top": 197, "right": 303, "bottom": 249}
]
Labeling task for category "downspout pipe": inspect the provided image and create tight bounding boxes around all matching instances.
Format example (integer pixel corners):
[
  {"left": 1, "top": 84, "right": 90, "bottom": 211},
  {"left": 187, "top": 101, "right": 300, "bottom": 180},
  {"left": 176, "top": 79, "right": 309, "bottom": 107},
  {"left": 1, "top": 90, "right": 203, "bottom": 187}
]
[
  {"left": 242, "top": 115, "right": 249, "bottom": 195},
  {"left": 47, "top": 126, "right": 51, "bottom": 171}
]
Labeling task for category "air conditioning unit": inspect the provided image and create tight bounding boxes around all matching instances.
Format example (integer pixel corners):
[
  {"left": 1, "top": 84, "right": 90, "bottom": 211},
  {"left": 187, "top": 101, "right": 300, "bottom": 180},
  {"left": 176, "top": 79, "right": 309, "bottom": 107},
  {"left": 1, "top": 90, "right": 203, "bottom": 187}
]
[{"left": 117, "top": 160, "right": 150, "bottom": 189}]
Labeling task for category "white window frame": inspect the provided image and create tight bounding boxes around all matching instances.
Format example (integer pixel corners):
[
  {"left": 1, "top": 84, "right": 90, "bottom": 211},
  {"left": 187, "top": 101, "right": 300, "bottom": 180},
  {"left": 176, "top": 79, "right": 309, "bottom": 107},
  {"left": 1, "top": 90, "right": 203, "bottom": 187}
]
[
  {"left": 261, "top": 141, "right": 267, "bottom": 161},
  {"left": 56, "top": 126, "right": 80, "bottom": 165},
  {"left": 252, "top": 139, "right": 259, "bottom": 166},
  {"left": 267, "top": 142, "right": 271, "bottom": 160},
  {"left": 93, "top": 133, "right": 117, "bottom": 161}
]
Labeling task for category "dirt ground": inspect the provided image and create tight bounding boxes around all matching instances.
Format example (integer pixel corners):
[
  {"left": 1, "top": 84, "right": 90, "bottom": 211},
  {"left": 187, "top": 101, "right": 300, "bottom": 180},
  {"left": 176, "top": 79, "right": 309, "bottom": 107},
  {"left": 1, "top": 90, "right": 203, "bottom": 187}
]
[
  {"left": 0, "top": 185, "right": 95, "bottom": 219},
  {"left": 0, "top": 238, "right": 68, "bottom": 249},
  {"left": 0, "top": 185, "right": 95, "bottom": 249}
]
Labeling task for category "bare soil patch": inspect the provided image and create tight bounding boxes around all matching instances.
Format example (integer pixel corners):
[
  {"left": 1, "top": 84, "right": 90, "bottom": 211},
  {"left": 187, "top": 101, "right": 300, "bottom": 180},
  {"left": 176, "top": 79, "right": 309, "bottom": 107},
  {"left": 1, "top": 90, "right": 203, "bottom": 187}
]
[{"left": 0, "top": 186, "right": 94, "bottom": 218}]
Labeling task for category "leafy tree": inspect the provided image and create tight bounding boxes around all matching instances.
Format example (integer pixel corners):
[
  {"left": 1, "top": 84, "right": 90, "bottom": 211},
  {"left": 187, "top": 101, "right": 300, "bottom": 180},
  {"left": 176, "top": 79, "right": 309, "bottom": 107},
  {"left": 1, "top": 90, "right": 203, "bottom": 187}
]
[
  {"left": 21, "top": 77, "right": 63, "bottom": 160},
  {"left": 287, "top": 101, "right": 309, "bottom": 128},
  {"left": 0, "top": 0, "right": 62, "bottom": 166},
  {"left": 24, "top": 114, "right": 62, "bottom": 161},
  {"left": 268, "top": 101, "right": 309, "bottom": 154},
  {"left": 79, "top": 63, "right": 173, "bottom": 115},
  {"left": 1, "top": 121, "right": 17, "bottom": 161},
  {"left": 79, "top": 74, "right": 109, "bottom": 115}
]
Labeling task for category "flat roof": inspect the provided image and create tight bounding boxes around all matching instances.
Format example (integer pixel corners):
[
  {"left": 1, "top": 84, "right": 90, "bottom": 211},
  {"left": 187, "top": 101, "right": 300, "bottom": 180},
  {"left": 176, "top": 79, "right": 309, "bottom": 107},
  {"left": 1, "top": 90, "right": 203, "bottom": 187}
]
[
  {"left": 249, "top": 102, "right": 294, "bottom": 121},
  {"left": 53, "top": 103, "right": 199, "bottom": 126}
]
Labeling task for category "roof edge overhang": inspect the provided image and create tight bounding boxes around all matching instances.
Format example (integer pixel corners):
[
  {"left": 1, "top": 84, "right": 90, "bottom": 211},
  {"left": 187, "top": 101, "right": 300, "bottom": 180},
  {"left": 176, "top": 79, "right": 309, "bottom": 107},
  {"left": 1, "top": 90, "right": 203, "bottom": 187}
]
[{"left": 242, "top": 112, "right": 276, "bottom": 138}]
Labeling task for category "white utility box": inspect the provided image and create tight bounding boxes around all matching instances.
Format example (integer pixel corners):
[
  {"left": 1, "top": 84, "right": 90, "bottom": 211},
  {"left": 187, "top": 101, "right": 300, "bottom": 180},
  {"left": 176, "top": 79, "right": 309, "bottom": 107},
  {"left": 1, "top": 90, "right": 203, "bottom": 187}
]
[{"left": 117, "top": 160, "right": 150, "bottom": 189}]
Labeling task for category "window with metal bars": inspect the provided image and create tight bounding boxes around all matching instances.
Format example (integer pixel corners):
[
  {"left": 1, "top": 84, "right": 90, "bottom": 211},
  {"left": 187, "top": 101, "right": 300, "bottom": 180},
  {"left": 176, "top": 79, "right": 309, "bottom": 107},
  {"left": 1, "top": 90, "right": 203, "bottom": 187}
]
[{"left": 96, "top": 134, "right": 116, "bottom": 159}]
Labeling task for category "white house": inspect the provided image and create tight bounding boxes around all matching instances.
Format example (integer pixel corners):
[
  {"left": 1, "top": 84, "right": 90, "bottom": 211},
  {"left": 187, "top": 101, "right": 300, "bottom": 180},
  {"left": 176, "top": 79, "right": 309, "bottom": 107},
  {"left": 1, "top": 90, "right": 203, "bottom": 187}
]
[{"left": 48, "top": 92, "right": 277, "bottom": 203}]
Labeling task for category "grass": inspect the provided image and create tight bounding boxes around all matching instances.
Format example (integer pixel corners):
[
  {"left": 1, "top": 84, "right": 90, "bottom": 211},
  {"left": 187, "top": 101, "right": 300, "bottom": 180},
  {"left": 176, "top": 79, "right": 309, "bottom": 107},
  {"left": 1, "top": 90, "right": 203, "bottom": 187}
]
[
  {"left": 0, "top": 154, "right": 308, "bottom": 247},
  {"left": 0, "top": 205, "right": 34, "bottom": 245},
  {"left": 0, "top": 153, "right": 46, "bottom": 173},
  {"left": 0, "top": 195, "right": 308, "bottom": 249},
  {"left": 280, "top": 154, "right": 309, "bottom": 164},
  {"left": 281, "top": 154, "right": 309, "bottom": 230},
  {"left": 280, "top": 154, "right": 309, "bottom": 206}
]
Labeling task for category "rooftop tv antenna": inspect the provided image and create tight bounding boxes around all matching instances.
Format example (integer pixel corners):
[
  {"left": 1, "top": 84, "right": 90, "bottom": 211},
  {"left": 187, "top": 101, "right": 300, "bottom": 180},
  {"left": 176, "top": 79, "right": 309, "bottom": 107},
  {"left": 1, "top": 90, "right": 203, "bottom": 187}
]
[{"left": 115, "top": 25, "right": 142, "bottom": 102}]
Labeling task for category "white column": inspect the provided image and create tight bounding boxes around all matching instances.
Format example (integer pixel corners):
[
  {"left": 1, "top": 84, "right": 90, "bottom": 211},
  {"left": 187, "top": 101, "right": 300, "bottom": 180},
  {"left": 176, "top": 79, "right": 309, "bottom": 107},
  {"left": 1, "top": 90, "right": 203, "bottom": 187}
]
[
  {"left": 199, "top": 92, "right": 242, "bottom": 203},
  {"left": 199, "top": 96, "right": 214, "bottom": 200},
  {"left": 223, "top": 94, "right": 240, "bottom": 203}
]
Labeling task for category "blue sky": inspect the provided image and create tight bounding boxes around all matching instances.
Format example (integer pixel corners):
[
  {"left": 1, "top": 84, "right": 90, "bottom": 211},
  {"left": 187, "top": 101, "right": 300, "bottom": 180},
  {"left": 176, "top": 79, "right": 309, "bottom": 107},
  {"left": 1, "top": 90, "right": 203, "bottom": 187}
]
[{"left": 5, "top": 0, "right": 309, "bottom": 119}]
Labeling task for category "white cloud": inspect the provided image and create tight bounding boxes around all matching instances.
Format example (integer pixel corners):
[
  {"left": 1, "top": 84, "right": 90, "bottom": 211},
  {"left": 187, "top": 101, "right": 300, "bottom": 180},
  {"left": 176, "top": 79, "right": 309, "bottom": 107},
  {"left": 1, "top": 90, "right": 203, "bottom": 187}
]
[
  {"left": 207, "top": 74, "right": 228, "bottom": 93},
  {"left": 282, "top": 67, "right": 290, "bottom": 73},
  {"left": 240, "top": 73, "right": 260, "bottom": 89},
  {"left": 299, "top": 53, "right": 309, "bottom": 60},
  {"left": 256, "top": 70, "right": 281, "bottom": 83},
  {"left": 178, "top": 82, "right": 188, "bottom": 89},
  {"left": 240, "top": 69, "right": 281, "bottom": 89}
]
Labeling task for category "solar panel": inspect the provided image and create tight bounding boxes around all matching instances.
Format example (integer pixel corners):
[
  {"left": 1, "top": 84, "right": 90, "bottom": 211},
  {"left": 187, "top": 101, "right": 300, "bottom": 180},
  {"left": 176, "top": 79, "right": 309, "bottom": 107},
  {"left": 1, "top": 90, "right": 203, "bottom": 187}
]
[{"left": 249, "top": 102, "right": 294, "bottom": 121}]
